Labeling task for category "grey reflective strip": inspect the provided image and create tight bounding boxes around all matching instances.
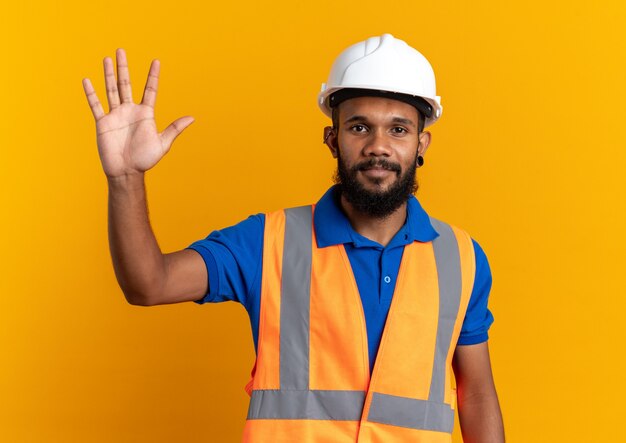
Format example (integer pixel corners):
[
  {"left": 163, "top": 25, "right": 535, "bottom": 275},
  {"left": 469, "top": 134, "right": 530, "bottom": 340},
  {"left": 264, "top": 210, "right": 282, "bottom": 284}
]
[
  {"left": 280, "top": 206, "right": 313, "bottom": 390},
  {"left": 247, "top": 390, "right": 366, "bottom": 420},
  {"left": 428, "top": 218, "right": 462, "bottom": 404},
  {"left": 368, "top": 392, "right": 454, "bottom": 433}
]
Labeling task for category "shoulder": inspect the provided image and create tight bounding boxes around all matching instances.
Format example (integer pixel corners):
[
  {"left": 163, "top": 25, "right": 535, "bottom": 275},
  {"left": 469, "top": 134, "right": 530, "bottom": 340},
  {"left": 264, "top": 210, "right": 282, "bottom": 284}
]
[
  {"left": 471, "top": 238, "right": 490, "bottom": 269},
  {"left": 428, "top": 217, "right": 476, "bottom": 258},
  {"left": 264, "top": 205, "right": 315, "bottom": 234},
  {"left": 221, "top": 213, "right": 266, "bottom": 234},
  {"left": 187, "top": 213, "right": 266, "bottom": 256},
  {"left": 426, "top": 217, "right": 491, "bottom": 285}
]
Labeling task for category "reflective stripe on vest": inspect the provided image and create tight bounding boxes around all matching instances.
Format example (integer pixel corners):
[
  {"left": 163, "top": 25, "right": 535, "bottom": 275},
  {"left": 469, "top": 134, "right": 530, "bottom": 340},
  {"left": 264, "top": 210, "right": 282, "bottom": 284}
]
[{"left": 245, "top": 205, "right": 475, "bottom": 442}]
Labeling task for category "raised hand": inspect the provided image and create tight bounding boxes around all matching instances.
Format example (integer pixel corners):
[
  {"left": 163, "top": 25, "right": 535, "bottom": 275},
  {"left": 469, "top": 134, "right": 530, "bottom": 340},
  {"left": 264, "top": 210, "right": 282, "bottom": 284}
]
[{"left": 82, "top": 48, "right": 194, "bottom": 178}]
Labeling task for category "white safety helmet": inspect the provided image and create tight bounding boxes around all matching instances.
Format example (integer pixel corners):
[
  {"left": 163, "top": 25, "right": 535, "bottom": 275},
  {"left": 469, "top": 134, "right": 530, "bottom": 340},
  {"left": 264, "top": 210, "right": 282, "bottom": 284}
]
[{"left": 318, "top": 33, "right": 442, "bottom": 128}]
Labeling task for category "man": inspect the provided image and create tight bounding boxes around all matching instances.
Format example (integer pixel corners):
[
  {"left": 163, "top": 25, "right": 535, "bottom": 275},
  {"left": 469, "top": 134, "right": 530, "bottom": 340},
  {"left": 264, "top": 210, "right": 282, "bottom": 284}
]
[{"left": 82, "top": 34, "right": 504, "bottom": 442}]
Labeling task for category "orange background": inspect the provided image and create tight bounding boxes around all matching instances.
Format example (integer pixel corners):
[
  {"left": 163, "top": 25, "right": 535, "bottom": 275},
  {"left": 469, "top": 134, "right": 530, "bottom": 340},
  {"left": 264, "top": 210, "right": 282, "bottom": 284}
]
[{"left": 1, "top": 1, "right": 625, "bottom": 441}]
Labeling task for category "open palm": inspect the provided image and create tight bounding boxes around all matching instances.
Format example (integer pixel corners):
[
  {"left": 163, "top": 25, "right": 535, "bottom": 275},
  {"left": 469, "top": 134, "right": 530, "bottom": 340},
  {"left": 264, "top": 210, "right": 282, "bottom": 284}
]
[{"left": 82, "top": 48, "right": 194, "bottom": 178}]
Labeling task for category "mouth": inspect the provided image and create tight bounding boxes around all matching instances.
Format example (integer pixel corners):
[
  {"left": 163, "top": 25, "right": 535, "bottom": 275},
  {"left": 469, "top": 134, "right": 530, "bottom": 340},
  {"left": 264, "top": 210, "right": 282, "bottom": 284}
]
[
  {"left": 360, "top": 166, "right": 394, "bottom": 179},
  {"left": 357, "top": 160, "right": 401, "bottom": 179}
]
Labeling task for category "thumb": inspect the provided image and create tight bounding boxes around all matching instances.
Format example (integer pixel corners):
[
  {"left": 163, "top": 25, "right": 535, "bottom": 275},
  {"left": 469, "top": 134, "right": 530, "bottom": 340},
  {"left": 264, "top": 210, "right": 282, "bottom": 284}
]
[{"left": 160, "top": 116, "right": 195, "bottom": 151}]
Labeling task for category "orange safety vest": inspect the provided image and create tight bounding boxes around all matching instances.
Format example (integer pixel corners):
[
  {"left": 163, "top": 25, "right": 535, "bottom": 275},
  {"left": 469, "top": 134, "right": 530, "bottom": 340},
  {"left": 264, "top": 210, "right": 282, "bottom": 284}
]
[{"left": 242, "top": 205, "right": 475, "bottom": 442}]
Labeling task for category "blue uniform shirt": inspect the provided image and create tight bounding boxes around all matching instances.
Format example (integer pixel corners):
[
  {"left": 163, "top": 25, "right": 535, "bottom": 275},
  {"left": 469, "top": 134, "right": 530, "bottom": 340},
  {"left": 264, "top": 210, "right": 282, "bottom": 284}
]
[{"left": 187, "top": 186, "right": 494, "bottom": 374}]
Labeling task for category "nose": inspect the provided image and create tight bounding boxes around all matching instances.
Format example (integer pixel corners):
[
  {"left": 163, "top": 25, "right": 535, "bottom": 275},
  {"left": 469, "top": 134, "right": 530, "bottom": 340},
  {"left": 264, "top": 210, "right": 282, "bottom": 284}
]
[{"left": 362, "top": 128, "right": 391, "bottom": 157}]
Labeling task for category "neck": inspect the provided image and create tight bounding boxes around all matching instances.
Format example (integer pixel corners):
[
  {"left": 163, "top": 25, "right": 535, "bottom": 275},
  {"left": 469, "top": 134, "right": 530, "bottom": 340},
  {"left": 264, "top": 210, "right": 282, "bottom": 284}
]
[{"left": 339, "top": 193, "right": 408, "bottom": 247}]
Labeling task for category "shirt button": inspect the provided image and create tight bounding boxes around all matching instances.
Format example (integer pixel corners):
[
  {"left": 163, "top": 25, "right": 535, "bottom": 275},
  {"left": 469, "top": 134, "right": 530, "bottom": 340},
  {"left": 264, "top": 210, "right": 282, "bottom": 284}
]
[{"left": 384, "top": 276, "right": 391, "bottom": 284}]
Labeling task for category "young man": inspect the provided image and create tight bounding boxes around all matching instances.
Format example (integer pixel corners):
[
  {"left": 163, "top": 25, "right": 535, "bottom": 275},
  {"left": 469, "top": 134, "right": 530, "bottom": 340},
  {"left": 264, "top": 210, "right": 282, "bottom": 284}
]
[{"left": 83, "top": 33, "right": 504, "bottom": 442}]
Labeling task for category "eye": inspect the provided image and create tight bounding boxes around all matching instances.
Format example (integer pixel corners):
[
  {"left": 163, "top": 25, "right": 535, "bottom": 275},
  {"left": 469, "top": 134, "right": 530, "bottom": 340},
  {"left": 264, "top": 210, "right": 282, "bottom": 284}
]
[
  {"left": 391, "top": 127, "right": 408, "bottom": 134},
  {"left": 349, "top": 124, "right": 368, "bottom": 133}
]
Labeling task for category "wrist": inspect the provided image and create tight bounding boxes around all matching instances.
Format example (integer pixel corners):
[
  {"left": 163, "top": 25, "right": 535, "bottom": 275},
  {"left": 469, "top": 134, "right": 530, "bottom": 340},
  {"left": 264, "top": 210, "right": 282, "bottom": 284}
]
[{"left": 107, "top": 171, "right": 145, "bottom": 189}]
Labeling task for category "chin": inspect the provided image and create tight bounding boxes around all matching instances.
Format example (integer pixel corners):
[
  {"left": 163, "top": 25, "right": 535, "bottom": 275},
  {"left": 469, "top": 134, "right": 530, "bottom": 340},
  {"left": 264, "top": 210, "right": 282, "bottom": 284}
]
[{"left": 362, "top": 178, "right": 396, "bottom": 191}]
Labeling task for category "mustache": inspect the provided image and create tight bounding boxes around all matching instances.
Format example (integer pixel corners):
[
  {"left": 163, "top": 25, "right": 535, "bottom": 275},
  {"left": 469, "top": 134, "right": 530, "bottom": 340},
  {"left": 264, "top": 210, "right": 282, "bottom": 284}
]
[{"left": 353, "top": 158, "right": 402, "bottom": 174}]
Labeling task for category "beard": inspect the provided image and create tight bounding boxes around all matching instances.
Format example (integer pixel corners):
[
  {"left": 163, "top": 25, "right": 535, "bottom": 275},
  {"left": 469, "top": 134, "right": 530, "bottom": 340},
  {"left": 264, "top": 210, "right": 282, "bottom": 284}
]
[{"left": 333, "top": 150, "right": 419, "bottom": 219}]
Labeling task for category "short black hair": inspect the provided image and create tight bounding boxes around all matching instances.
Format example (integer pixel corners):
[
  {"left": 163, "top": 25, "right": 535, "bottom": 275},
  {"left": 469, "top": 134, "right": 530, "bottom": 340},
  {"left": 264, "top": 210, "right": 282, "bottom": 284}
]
[{"left": 331, "top": 105, "right": 425, "bottom": 134}]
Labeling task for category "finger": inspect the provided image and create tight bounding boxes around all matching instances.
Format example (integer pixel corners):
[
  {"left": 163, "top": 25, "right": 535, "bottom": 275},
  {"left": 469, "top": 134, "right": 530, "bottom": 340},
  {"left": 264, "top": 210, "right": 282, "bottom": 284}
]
[
  {"left": 82, "top": 78, "right": 105, "bottom": 121},
  {"left": 160, "top": 116, "right": 195, "bottom": 151},
  {"left": 141, "top": 59, "right": 160, "bottom": 108},
  {"left": 116, "top": 48, "right": 133, "bottom": 103},
  {"left": 103, "top": 56, "right": 120, "bottom": 111}
]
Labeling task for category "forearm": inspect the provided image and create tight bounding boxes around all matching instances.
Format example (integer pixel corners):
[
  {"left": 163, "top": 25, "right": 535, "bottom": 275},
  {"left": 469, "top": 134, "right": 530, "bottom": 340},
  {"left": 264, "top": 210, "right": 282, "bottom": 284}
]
[
  {"left": 107, "top": 173, "right": 166, "bottom": 305},
  {"left": 457, "top": 388, "right": 505, "bottom": 443}
]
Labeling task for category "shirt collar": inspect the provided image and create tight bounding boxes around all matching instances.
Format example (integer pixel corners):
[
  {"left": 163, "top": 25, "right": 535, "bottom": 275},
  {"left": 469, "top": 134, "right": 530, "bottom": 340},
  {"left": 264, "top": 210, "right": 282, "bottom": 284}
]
[{"left": 313, "top": 185, "right": 439, "bottom": 248}]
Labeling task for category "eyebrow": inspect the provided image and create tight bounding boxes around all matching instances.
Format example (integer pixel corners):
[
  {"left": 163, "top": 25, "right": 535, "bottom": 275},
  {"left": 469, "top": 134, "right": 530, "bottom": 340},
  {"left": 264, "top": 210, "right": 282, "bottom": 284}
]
[{"left": 343, "top": 115, "right": 417, "bottom": 128}]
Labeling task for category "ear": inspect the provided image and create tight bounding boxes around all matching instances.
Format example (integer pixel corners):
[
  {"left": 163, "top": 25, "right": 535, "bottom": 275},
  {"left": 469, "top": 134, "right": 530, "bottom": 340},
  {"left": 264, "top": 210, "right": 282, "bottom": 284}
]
[
  {"left": 418, "top": 130, "right": 432, "bottom": 157},
  {"left": 323, "top": 126, "right": 339, "bottom": 158}
]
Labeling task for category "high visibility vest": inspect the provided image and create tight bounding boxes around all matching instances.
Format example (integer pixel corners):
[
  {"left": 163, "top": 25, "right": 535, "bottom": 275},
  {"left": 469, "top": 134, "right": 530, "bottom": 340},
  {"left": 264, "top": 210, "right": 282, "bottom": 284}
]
[{"left": 242, "top": 205, "right": 475, "bottom": 442}]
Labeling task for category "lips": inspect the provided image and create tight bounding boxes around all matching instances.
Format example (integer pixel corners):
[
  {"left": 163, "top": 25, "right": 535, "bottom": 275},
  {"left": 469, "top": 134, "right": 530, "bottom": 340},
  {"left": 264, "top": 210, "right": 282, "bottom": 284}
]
[
  {"left": 357, "top": 159, "right": 401, "bottom": 174},
  {"left": 357, "top": 161, "right": 401, "bottom": 179},
  {"left": 361, "top": 167, "right": 392, "bottom": 178}
]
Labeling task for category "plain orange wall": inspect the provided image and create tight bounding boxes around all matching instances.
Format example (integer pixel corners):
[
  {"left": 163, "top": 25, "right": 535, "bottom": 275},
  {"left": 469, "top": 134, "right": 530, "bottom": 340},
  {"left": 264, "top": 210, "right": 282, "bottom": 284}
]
[{"left": 1, "top": 0, "right": 625, "bottom": 441}]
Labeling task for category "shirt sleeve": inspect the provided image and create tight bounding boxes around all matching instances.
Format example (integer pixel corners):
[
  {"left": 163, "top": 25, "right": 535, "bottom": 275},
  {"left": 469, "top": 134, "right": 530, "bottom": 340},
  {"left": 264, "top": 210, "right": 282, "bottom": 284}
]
[
  {"left": 457, "top": 238, "right": 495, "bottom": 345},
  {"left": 185, "top": 214, "right": 265, "bottom": 308}
]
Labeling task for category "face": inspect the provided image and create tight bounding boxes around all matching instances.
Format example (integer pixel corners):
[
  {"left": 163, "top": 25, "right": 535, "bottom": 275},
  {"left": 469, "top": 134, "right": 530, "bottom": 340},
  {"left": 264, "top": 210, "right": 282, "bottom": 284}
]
[{"left": 324, "top": 96, "right": 431, "bottom": 217}]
